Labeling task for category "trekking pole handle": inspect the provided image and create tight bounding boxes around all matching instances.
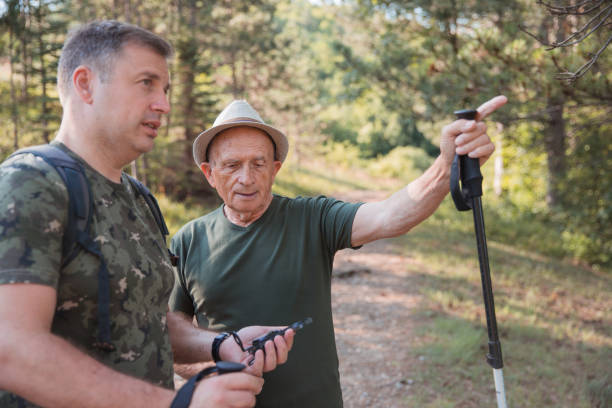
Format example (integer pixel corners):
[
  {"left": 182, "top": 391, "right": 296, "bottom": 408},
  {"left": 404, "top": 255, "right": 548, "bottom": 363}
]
[{"left": 450, "top": 109, "right": 483, "bottom": 211}]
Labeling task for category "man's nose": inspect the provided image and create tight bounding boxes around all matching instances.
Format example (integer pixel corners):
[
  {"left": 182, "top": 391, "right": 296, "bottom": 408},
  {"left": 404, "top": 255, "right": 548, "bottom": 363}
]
[
  {"left": 237, "top": 165, "right": 254, "bottom": 184},
  {"left": 151, "top": 91, "right": 170, "bottom": 114}
]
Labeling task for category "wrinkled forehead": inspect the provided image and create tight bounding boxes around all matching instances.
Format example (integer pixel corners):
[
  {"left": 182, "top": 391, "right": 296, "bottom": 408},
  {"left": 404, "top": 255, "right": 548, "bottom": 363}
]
[{"left": 208, "top": 126, "right": 277, "bottom": 162}]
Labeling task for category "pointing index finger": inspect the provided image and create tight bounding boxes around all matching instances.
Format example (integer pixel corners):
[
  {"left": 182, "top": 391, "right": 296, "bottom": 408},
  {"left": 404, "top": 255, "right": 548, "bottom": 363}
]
[{"left": 476, "top": 95, "right": 508, "bottom": 121}]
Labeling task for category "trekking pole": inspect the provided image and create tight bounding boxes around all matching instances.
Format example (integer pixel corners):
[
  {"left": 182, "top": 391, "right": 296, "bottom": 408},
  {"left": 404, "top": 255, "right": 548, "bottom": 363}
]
[{"left": 450, "top": 108, "right": 507, "bottom": 408}]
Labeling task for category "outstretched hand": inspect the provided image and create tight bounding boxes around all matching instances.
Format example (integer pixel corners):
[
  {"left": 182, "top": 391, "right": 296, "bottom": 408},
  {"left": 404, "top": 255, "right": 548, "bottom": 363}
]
[
  {"left": 219, "top": 325, "right": 295, "bottom": 376},
  {"left": 440, "top": 95, "right": 507, "bottom": 166}
]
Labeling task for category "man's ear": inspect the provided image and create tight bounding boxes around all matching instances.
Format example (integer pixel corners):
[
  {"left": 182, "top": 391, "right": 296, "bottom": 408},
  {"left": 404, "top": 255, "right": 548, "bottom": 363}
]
[
  {"left": 272, "top": 160, "right": 282, "bottom": 177},
  {"left": 72, "top": 65, "right": 95, "bottom": 104},
  {"left": 200, "top": 162, "right": 216, "bottom": 188}
]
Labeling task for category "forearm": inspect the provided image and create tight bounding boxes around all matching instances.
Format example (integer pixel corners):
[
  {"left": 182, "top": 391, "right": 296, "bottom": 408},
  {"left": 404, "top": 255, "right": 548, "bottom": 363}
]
[
  {"left": 168, "top": 311, "right": 216, "bottom": 364},
  {"left": 399, "top": 154, "right": 451, "bottom": 228},
  {"left": 0, "top": 326, "right": 174, "bottom": 408},
  {"left": 352, "top": 155, "right": 451, "bottom": 246}
]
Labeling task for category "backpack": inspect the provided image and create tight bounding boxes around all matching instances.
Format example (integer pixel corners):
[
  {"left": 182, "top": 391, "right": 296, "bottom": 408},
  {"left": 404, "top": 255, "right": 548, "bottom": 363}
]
[{"left": 8, "top": 144, "right": 177, "bottom": 351}]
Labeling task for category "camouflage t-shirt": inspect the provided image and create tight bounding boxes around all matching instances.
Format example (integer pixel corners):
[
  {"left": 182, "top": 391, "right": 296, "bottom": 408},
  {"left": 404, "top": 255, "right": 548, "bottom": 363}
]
[{"left": 0, "top": 142, "right": 175, "bottom": 406}]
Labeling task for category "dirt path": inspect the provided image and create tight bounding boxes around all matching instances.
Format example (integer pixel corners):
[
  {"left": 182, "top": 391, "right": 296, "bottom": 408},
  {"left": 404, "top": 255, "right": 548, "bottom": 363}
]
[{"left": 332, "top": 190, "right": 425, "bottom": 408}]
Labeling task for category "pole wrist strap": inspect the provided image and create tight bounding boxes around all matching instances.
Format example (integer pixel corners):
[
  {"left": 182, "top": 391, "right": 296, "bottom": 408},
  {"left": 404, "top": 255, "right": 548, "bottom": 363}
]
[{"left": 170, "top": 362, "right": 245, "bottom": 408}]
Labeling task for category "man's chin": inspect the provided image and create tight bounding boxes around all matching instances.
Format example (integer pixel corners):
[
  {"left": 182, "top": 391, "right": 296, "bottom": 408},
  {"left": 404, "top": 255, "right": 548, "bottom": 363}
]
[
  {"left": 136, "top": 138, "right": 156, "bottom": 154},
  {"left": 230, "top": 200, "right": 263, "bottom": 213}
]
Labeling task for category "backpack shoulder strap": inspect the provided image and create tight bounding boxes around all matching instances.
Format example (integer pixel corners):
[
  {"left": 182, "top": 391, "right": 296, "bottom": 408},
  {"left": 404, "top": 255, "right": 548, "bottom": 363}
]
[
  {"left": 126, "top": 175, "right": 169, "bottom": 238},
  {"left": 126, "top": 175, "right": 177, "bottom": 266},
  {"left": 9, "top": 145, "right": 118, "bottom": 351},
  {"left": 9, "top": 144, "right": 93, "bottom": 266}
]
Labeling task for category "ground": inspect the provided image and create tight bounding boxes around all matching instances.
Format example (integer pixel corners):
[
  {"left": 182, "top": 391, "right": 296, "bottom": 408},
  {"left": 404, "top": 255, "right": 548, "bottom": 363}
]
[
  {"left": 333, "top": 240, "right": 423, "bottom": 407},
  {"left": 332, "top": 190, "right": 423, "bottom": 408},
  {"left": 332, "top": 191, "right": 423, "bottom": 408}
]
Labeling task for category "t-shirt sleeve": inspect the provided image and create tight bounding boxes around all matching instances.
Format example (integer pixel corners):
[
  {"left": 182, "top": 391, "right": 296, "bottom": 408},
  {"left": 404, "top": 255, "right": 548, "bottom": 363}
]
[
  {"left": 316, "top": 196, "right": 363, "bottom": 254},
  {"left": 168, "top": 231, "right": 195, "bottom": 315},
  {"left": 0, "top": 154, "right": 68, "bottom": 287}
]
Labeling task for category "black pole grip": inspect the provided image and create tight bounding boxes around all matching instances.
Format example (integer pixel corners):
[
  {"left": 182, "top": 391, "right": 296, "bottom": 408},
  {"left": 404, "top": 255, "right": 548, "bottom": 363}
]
[{"left": 450, "top": 109, "right": 483, "bottom": 211}]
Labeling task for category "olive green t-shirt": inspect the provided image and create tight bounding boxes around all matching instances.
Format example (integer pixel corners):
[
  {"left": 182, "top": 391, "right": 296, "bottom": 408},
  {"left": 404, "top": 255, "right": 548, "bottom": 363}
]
[
  {"left": 170, "top": 194, "right": 363, "bottom": 407},
  {"left": 0, "top": 142, "right": 175, "bottom": 407}
]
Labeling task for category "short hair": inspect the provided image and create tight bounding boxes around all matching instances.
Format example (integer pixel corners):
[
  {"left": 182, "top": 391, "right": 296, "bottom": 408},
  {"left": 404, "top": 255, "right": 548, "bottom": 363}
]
[{"left": 57, "top": 20, "right": 173, "bottom": 102}]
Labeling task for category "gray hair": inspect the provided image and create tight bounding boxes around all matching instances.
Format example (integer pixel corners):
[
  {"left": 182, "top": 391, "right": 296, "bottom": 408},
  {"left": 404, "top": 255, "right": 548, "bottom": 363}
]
[{"left": 57, "top": 20, "right": 173, "bottom": 102}]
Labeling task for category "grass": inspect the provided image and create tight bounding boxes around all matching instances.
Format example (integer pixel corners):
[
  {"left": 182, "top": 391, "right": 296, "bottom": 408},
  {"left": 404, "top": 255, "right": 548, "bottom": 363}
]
[
  {"left": 158, "top": 153, "right": 611, "bottom": 408},
  {"left": 393, "top": 206, "right": 611, "bottom": 407}
]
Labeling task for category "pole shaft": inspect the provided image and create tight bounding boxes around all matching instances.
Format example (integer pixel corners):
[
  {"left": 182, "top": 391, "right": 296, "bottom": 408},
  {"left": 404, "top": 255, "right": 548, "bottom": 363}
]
[
  {"left": 471, "top": 197, "right": 503, "bottom": 369},
  {"left": 493, "top": 368, "right": 508, "bottom": 408}
]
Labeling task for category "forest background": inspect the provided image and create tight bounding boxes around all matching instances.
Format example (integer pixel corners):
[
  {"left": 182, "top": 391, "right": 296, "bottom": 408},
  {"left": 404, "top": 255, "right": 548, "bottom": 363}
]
[
  {"left": 0, "top": 0, "right": 610, "bottom": 406},
  {"left": 1, "top": 0, "right": 610, "bottom": 267}
]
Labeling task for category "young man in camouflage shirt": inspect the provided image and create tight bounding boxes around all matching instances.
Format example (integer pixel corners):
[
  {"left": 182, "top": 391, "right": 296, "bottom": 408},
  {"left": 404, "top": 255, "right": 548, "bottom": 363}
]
[{"left": 0, "top": 21, "right": 293, "bottom": 408}]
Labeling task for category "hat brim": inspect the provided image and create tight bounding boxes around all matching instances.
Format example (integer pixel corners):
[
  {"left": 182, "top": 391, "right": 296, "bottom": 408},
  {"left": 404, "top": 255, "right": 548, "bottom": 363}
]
[{"left": 193, "top": 120, "right": 289, "bottom": 166}]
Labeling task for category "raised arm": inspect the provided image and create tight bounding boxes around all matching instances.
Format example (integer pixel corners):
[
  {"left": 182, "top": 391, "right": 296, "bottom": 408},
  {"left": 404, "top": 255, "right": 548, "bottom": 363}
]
[{"left": 351, "top": 96, "right": 507, "bottom": 247}]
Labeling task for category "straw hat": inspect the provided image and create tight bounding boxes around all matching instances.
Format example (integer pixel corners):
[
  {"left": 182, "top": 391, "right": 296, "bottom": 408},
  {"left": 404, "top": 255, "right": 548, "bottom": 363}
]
[{"left": 192, "top": 100, "right": 288, "bottom": 166}]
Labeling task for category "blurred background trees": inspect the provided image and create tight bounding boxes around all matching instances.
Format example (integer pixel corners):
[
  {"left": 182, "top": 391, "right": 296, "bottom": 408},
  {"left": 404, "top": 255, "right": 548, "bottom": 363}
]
[{"left": 1, "top": 0, "right": 610, "bottom": 266}]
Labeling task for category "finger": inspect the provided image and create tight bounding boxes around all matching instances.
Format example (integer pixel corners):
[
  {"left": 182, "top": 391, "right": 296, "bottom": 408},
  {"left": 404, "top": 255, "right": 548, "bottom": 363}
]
[
  {"left": 476, "top": 95, "right": 507, "bottom": 121},
  {"left": 245, "top": 349, "right": 264, "bottom": 376},
  {"left": 272, "top": 335, "right": 289, "bottom": 365},
  {"left": 455, "top": 122, "right": 487, "bottom": 146},
  {"left": 442, "top": 119, "right": 473, "bottom": 139},
  {"left": 229, "top": 391, "right": 257, "bottom": 408},
  {"left": 263, "top": 340, "right": 277, "bottom": 372},
  {"left": 230, "top": 390, "right": 258, "bottom": 407},
  {"left": 471, "top": 142, "right": 496, "bottom": 164},
  {"left": 283, "top": 329, "right": 295, "bottom": 350},
  {"left": 456, "top": 133, "right": 492, "bottom": 156},
  {"left": 216, "top": 372, "right": 264, "bottom": 393}
]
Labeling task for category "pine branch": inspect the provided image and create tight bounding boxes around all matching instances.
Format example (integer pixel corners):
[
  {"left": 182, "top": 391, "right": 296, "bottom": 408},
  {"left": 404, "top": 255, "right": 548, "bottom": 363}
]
[{"left": 555, "top": 33, "right": 612, "bottom": 82}]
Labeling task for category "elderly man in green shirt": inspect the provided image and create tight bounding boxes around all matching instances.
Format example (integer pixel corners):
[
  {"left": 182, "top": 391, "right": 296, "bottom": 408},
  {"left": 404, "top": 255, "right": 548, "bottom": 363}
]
[{"left": 168, "top": 95, "right": 507, "bottom": 406}]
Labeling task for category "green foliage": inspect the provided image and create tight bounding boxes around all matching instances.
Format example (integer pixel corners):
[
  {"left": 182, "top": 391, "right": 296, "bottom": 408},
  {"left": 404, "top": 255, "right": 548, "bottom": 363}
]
[
  {"left": 1, "top": 0, "right": 610, "bottom": 268},
  {"left": 556, "top": 110, "right": 612, "bottom": 267},
  {"left": 155, "top": 194, "right": 217, "bottom": 237},
  {"left": 367, "top": 145, "right": 433, "bottom": 181}
]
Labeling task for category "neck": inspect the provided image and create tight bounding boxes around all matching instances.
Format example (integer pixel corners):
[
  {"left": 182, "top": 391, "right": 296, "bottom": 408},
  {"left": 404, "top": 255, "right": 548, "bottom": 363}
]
[
  {"left": 55, "top": 113, "right": 130, "bottom": 183},
  {"left": 223, "top": 195, "right": 273, "bottom": 227}
]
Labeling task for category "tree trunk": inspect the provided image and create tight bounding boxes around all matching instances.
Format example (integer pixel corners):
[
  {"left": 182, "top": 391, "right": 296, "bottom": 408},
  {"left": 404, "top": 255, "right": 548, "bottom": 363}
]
[
  {"left": 131, "top": 161, "right": 138, "bottom": 178},
  {"left": 544, "top": 97, "right": 566, "bottom": 207},
  {"left": 541, "top": 12, "right": 570, "bottom": 208},
  {"left": 141, "top": 154, "right": 149, "bottom": 186},
  {"left": 9, "top": 15, "right": 19, "bottom": 150},
  {"left": 37, "top": 12, "right": 50, "bottom": 143},
  {"left": 20, "top": 1, "right": 30, "bottom": 103},
  {"left": 231, "top": 54, "right": 239, "bottom": 98}
]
